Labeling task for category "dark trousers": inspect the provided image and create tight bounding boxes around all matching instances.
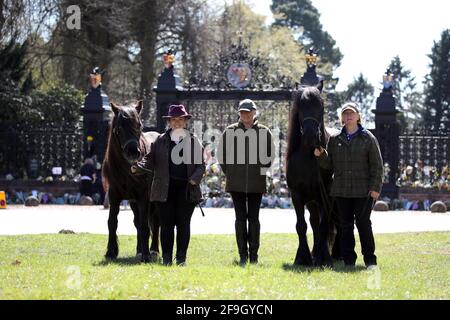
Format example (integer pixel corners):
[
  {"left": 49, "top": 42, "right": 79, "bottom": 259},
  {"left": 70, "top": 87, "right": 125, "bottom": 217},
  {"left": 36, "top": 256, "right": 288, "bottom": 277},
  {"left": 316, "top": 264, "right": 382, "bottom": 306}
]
[
  {"left": 156, "top": 180, "right": 196, "bottom": 263},
  {"left": 230, "top": 192, "right": 263, "bottom": 259},
  {"left": 335, "top": 197, "right": 377, "bottom": 266}
]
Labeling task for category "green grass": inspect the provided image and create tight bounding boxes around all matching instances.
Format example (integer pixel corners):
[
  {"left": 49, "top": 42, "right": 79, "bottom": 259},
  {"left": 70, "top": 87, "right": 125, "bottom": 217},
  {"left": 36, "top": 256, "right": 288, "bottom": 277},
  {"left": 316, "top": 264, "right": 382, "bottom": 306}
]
[{"left": 0, "top": 232, "right": 449, "bottom": 299}]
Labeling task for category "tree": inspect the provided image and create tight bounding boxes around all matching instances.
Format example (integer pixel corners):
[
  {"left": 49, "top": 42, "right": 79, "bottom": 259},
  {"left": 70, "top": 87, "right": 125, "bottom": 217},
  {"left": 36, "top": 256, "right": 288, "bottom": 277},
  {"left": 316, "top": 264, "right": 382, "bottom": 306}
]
[
  {"left": 181, "top": 2, "right": 328, "bottom": 89},
  {"left": 344, "top": 73, "right": 375, "bottom": 127},
  {"left": 57, "top": 0, "right": 127, "bottom": 90},
  {"left": 422, "top": 29, "right": 450, "bottom": 131},
  {"left": 30, "top": 84, "right": 83, "bottom": 127},
  {"left": 387, "top": 55, "right": 424, "bottom": 129},
  {"left": 270, "top": 0, "right": 342, "bottom": 67},
  {"left": 0, "top": 40, "right": 39, "bottom": 125}
]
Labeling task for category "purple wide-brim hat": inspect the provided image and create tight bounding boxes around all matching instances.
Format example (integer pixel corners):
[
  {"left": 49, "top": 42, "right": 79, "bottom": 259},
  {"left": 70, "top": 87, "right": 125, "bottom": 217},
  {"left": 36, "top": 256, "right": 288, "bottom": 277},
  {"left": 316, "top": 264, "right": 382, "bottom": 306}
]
[{"left": 162, "top": 104, "right": 192, "bottom": 119}]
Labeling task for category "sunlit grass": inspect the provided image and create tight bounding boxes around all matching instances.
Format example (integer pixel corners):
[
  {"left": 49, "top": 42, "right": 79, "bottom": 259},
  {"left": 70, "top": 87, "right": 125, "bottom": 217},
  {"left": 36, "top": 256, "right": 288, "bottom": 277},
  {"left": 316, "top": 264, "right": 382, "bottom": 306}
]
[{"left": 0, "top": 232, "right": 448, "bottom": 299}]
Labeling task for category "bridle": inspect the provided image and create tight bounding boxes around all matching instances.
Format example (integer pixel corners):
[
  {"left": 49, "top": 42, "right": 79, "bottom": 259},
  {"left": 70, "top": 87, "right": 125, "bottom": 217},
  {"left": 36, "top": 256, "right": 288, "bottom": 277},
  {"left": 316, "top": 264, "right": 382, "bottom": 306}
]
[
  {"left": 112, "top": 112, "right": 142, "bottom": 153},
  {"left": 300, "top": 116, "right": 322, "bottom": 139}
]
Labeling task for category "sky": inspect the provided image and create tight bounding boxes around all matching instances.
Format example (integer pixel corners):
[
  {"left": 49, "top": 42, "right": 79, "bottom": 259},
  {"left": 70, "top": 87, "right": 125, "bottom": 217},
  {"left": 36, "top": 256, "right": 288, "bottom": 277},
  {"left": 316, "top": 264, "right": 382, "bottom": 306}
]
[{"left": 226, "top": 0, "right": 450, "bottom": 92}]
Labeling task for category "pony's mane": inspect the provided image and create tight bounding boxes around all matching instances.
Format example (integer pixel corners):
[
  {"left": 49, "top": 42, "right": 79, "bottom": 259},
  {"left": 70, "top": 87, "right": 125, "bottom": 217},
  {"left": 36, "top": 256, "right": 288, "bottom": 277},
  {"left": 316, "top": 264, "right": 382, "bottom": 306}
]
[{"left": 286, "top": 86, "right": 329, "bottom": 162}]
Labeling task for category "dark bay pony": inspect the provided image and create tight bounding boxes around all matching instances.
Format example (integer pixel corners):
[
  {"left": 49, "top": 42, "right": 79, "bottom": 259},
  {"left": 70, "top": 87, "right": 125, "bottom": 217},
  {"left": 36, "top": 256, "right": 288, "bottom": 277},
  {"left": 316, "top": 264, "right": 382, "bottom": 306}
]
[
  {"left": 102, "top": 101, "right": 160, "bottom": 262},
  {"left": 286, "top": 82, "right": 339, "bottom": 267}
]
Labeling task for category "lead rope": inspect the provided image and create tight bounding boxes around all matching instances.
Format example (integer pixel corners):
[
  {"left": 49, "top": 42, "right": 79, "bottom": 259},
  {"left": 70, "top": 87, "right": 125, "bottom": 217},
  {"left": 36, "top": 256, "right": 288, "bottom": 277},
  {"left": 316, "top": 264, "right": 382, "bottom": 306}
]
[
  {"left": 198, "top": 202, "right": 205, "bottom": 217},
  {"left": 185, "top": 183, "right": 205, "bottom": 217}
]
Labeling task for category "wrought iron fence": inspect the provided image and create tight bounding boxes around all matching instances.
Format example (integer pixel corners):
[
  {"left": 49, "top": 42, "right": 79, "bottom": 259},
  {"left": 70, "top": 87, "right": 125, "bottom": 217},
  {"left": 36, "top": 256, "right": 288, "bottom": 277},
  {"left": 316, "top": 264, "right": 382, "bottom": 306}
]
[
  {"left": 399, "top": 128, "right": 449, "bottom": 169},
  {"left": 0, "top": 123, "right": 83, "bottom": 179},
  {"left": 397, "top": 127, "right": 450, "bottom": 189}
]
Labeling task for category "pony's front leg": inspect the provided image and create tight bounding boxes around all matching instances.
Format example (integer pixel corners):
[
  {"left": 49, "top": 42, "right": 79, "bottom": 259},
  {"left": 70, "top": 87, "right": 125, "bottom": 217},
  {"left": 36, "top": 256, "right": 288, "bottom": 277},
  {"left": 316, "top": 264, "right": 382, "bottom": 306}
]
[
  {"left": 307, "top": 201, "right": 320, "bottom": 262},
  {"left": 105, "top": 196, "right": 120, "bottom": 259},
  {"left": 291, "top": 191, "right": 313, "bottom": 266},
  {"left": 331, "top": 203, "right": 342, "bottom": 261},
  {"left": 138, "top": 201, "right": 151, "bottom": 263},
  {"left": 130, "top": 201, "right": 142, "bottom": 257},
  {"left": 149, "top": 202, "right": 160, "bottom": 262}
]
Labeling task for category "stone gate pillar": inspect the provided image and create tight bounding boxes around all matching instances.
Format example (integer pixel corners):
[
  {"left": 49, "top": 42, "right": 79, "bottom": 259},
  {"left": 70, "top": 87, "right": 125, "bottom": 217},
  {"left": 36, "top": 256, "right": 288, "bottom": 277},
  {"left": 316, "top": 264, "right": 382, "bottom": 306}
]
[
  {"left": 153, "top": 50, "right": 183, "bottom": 133},
  {"left": 372, "top": 69, "right": 400, "bottom": 199},
  {"left": 82, "top": 67, "right": 111, "bottom": 164}
]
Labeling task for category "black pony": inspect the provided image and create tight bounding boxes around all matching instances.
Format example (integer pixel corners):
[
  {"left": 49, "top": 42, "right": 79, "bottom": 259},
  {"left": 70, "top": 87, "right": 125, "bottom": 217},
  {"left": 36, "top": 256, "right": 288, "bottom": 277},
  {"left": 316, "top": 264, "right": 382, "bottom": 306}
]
[
  {"left": 286, "top": 82, "right": 339, "bottom": 267},
  {"left": 102, "top": 101, "right": 160, "bottom": 262}
]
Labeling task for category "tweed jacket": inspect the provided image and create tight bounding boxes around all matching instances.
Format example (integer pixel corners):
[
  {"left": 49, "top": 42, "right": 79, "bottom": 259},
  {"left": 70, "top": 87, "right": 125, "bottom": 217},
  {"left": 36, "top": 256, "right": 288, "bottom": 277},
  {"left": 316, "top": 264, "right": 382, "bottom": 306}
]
[
  {"left": 217, "top": 119, "right": 275, "bottom": 194},
  {"left": 134, "top": 129, "right": 205, "bottom": 203},
  {"left": 317, "top": 125, "right": 383, "bottom": 198}
]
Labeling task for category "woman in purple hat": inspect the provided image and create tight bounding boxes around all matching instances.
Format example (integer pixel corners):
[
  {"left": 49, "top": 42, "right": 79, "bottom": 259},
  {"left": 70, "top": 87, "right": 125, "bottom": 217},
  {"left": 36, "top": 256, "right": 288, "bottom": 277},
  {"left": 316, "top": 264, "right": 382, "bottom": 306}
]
[{"left": 131, "top": 104, "right": 205, "bottom": 266}]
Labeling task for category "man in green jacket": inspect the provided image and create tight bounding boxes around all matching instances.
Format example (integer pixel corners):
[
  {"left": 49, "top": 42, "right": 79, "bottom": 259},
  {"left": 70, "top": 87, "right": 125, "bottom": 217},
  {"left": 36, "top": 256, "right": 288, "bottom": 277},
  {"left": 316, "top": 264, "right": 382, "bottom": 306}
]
[
  {"left": 218, "top": 99, "right": 274, "bottom": 265},
  {"left": 315, "top": 102, "right": 383, "bottom": 269}
]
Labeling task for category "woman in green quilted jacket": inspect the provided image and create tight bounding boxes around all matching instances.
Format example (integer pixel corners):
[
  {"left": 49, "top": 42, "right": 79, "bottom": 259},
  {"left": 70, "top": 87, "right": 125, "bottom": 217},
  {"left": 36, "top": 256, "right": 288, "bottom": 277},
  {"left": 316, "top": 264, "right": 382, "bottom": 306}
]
[{"left": 314, "top": 102, "right": 383, "bottom": 269}]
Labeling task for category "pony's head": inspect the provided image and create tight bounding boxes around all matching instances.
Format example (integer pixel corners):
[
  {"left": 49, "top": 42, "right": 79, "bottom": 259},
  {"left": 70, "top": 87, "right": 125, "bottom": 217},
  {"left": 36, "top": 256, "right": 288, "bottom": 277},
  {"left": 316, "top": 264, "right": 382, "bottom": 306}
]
[
  {"left": 110, "top": 101, "right": 144, "bottom": 164},
  {"left": 292, "top": 81, "right": 324, "bottom": 150},
  {"left": 286, "top": 81, "right": 326, "bottom": 161}
]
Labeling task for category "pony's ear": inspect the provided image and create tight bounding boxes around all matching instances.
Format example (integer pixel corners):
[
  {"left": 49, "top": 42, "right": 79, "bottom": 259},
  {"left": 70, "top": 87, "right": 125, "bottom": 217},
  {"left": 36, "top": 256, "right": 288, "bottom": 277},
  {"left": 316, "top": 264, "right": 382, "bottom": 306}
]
[
  {"left": 110, "top": 102, "right": 120, "bottom": 115},
  {"left": 135, "top": 100, "right": 143, "bottom": 114},
  {"left": 316, "top": 80, "right": 324, "bottom": 93}
]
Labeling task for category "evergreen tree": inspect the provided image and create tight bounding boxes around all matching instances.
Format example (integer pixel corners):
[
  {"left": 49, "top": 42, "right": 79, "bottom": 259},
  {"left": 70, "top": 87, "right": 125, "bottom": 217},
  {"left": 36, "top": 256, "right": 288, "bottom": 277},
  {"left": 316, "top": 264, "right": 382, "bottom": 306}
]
[
  {"left": 422, "top": 29, "right": 450, "bottom": 131},
  {"left": 387, "top": 56, "right": 424, "bottom": 129},
  {"left": 270, "top": 0, "right": 342, "bottom": 67},
  {"left": 0, "top": 39, "right": 29, "bottom": 83}
]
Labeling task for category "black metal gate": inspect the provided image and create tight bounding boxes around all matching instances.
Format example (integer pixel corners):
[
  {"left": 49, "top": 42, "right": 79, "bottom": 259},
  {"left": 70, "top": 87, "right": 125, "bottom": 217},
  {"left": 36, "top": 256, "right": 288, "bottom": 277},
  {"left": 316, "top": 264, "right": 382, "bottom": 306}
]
[{"left": 0, "top": 123, "right": 83, "bottom": 179}]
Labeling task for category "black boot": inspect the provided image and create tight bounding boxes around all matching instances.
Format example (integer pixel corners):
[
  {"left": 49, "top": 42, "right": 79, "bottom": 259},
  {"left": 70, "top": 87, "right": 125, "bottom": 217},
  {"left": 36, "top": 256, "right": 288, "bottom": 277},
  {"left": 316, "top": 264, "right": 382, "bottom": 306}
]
[
  {"left": 235, "top": 220, "right": 248, "bottom": 265},
  {"left": 162, "top": 253, "right": 172, "bottom": 266},
  {"left": 176, "top": 251, "right": 187, "bottom": 266},
  {"left": 248, "top": 220, "right": 260, "bottom": 264}
]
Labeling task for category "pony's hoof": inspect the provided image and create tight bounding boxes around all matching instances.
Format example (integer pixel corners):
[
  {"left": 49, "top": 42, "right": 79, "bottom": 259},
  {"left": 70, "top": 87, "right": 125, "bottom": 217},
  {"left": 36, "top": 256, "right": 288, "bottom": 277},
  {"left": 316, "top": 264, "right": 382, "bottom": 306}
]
[
  {"left": 294, "top": 259, "right": 313, "bottom": 267},
  {"left": 136, "top": 252, "right": 142, "bottom": 260},
  {"left": 314, "top": 249, "right": 333, "bottom": 268},
  {"left": 294, "top": 250, "right": 313, "bottom": 267},
  {"left": 149, "top": 250, "right": 160, "bottom": 263},
  {"left": 141, "top": 254, "right": 151, "bottom": 263},
  {"left": 105, "top": 251, "right": 118, "bottom": 260},
  {"left": 314, "top": 259, "right": 333, "bottom": 268}
]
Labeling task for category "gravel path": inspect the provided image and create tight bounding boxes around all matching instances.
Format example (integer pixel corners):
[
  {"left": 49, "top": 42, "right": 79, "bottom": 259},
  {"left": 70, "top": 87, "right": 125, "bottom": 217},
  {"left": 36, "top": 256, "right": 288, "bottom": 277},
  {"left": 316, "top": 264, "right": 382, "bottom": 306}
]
[{"left": 0, "top": 205, "right": 449, "bottom": 235}]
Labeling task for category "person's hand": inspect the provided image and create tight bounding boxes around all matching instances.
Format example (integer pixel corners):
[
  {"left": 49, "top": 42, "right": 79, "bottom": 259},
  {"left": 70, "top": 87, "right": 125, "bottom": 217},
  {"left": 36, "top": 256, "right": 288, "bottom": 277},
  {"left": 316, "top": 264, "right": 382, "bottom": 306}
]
[
  {"left": 130, "top": 165, "right": 137, "bottom": 174},
  {"left": 369, "top": 191, "right": 380, "bottom": 200},
  {"left": 189, "top": 179, "right": 197, "bottom": 186},
  {"left": 314, "top": 147, "right": 324, "bottom": 157}
]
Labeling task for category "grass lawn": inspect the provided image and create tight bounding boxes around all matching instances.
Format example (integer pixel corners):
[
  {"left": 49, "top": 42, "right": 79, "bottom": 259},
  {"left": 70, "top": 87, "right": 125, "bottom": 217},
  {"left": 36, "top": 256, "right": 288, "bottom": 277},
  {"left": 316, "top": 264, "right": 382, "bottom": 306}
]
[{"left": 0, "top": 232, "right": 448, "bottom": 300}]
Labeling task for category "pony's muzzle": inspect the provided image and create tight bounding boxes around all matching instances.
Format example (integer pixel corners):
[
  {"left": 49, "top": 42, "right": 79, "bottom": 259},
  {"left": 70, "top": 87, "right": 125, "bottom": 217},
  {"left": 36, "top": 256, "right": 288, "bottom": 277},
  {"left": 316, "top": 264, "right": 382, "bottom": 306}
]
[{"left": 123, "top": 140, "right": 141, "bottom": 163}]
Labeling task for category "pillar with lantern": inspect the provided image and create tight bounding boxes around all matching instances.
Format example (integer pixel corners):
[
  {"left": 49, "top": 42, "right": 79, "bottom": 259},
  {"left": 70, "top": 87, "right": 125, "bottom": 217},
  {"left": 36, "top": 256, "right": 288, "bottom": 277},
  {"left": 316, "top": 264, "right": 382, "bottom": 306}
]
[
  {"left": 154, "top": 49, "right": 183, "bottom": 133},
  {"left": 372, "top": 68, "right": 400, "bottom": 199},
  {"left": 82, "top": 67, "right": 112, "bottom": 165}
]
